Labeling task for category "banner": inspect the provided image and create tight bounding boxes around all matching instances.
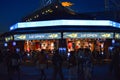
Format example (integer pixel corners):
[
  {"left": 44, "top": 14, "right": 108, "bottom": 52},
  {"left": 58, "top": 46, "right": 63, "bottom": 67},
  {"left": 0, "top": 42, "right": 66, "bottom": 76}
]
[
  {"left": 63, "top": 32, "right": 113, "bottom": 38},
  {"left": 115, "top": 33, "right": 120, "bottom": 39},
  {"left": 14, "top": 33, "right": 61, "bottom": 40}
]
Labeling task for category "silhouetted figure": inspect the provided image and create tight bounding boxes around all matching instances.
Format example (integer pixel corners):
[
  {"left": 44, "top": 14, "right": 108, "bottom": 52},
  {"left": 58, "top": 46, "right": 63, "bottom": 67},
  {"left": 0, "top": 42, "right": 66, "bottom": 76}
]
[
  {"left": 68, "top": 51, "right": 77, "bottom": 80},
  {"left": 77, "top": 48, "right": 84, "bottom": 74},
  {"left": 83, "top": 48, "right": 93, "bottom": 80},
  {"left": 0, "top": 50, "right": 3, "bottom": 63},
  {"left": 37, "top": 50, "right": 48, "bottom": 80},
  {"left": 5, "top": 50, "right": 21, "bottom": 80},
  {"left": 52, "top": 49, "right": 64, "bottom": 80},
  {"left": 110, "top": 46, "right": 120, "bottom": 80}
]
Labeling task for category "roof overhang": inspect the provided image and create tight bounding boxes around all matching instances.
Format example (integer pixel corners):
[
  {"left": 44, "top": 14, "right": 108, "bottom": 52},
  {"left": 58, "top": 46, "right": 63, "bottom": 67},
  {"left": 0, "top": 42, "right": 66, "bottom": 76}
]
[{"left": 10, "top": 19, "right": 120, "bottom": 31}]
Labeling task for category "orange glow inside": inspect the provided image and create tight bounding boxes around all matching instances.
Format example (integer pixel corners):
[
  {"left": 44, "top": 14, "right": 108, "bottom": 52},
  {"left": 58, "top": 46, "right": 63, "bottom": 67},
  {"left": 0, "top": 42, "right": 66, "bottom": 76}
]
[{"left": 61, "top": 2, "right": 73, "bottom": 7}]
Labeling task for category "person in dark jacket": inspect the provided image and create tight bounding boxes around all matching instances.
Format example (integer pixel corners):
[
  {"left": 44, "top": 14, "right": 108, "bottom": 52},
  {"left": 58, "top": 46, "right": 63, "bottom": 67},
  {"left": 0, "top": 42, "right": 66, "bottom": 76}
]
[
  {"left": 110, "top": 46, "right": 120, "bottom": 80},
  {"left": 52, "top": 49, "right": 64, "bottom": 80},
  {"left": 77, "top": 48, "right": 84, "bottom": 74},
  {"left": 68, "top": 51, "right": 77, "bottom": 80},
  {"left": 5, "top": 50, "right": 21, "bottom": 80},
  {"left": 37, "top": 49, "right": 48, "bottom": 80},
  {"left": 83, "top": 48, "right": 93, "bottom": 80}
]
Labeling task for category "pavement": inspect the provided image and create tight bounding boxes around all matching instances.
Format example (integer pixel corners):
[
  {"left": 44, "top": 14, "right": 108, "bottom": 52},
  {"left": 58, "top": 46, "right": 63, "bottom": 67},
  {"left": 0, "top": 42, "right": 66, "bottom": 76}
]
[{"left": 0, "top": 62, "right": 117, "bottom": 80}]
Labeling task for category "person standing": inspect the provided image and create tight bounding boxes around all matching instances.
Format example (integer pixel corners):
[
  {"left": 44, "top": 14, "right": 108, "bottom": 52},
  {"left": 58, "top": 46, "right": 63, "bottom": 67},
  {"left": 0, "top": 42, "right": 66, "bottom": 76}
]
[
  {"left": 83, "top": 48, "right": 93, "bottom": 80},
  {"left": 5, "top": 50, "right": 21, "bottom": 80},
  {"left": 68, "top": 51, "right": 77, "bottom": 80},
  {"left": 110, "top": 46, "right": 120, "bottom": 80},
  {"left": 77, "top": 48, "right": 84, "bottom": 74},
  {"left": 0, "top": 50, "right": 3, "bottom": 63},
  {"left": 37, "top": 49, "right": 48, "bottom": 80},
  {"left": 52, "top": 49, "right": 64, "bottom": 80}
]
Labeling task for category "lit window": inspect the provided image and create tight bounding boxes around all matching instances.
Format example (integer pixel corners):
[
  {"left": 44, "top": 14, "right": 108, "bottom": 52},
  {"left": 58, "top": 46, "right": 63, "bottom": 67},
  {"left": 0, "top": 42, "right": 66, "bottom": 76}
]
[
  {"left": 46, "top": 10, "right": 48, "bottom": 13},
  {"left": 55, "top": 6, "right": 58, "bottom": 8},
  {"left": 36, "top": 15, "right": 39, "bottom": 18},
  {"left": 48, "top": 9, "right": 50, "bottom": 12},
  {"left": 34, "top": 16, "right": 37, "bottom": 18},
  {"left": 42, "top": 12, "right": 45, "bottom": 14},
  {"left": 49, "top": 9, "right": 53, "bottom": 13}
]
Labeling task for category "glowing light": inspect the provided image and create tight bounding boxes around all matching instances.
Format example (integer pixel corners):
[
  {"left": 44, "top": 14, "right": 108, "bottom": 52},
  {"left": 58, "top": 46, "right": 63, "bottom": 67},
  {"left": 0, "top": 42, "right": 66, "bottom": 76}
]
[
  {"left": 13, "top": 41, "right": 16, "bottom": 46},
  {"left": 55, "top": 6, "right": 58, "bottom": 8},
  {"left": 27, "top": 53, "right": 30, "bottom": 56},
  {"left": 101, "top": 52, "right": 104, "bottom": 55},
  {"left": 67, "top": 52, "right": 70, "bottom": 57},
  {"left": 61, "top": 2, "right": 73, "bottom": 7},
  {"left": 10, "top": 20, "right": 120, "bottom": 31},
  {"left": 4, "top": 43, "right": 8, "bottom": 47},
  {"left": 112, "top": 39, "right": 115, "bottom": 44},
  {"left": 101, "top": 43, "right": 104, "bottom": 48}
]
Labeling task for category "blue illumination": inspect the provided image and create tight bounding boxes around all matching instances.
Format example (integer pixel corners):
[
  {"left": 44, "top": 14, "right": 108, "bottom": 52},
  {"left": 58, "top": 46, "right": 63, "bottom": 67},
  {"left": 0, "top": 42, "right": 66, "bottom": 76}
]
[
  {"left": 4, "top": 43, "right": 8, "bottom": 47},
  {"left": 67, "top": 52, "right": 70, "bottom": 57},
  {"left": 112, "top": 39, "right": 115, "bottom": 44},
  {"left": 10, "top": 23, "right": 18, "bottom": 31},
  {"left": 9, "top": 20, "right": 120, "bottom": 31},
  {"left": 16, "top": 48, "right": 20, "bottom": 52},
  {"left": 13, "top": 41, "right": 16, "bottom": 46}
]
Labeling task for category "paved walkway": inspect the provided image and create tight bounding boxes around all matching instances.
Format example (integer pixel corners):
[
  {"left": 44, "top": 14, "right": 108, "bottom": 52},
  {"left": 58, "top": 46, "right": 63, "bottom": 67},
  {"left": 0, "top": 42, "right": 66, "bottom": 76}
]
[{"left": 0, "top": 63, "right": 117, "bottom": 80}]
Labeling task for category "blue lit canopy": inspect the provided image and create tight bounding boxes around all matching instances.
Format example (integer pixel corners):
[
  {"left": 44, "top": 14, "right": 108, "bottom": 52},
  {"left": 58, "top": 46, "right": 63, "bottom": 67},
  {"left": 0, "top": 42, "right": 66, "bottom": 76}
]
[{"left": 10, "top": 19, "right": 120, "bottom": 31}]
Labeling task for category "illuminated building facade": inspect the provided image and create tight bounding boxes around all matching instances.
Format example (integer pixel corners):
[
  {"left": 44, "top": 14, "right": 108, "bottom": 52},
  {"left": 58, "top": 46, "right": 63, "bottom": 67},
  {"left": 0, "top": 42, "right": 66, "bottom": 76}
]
[{"left": 1, "top": 1, "right": 120, "bottom": 59}]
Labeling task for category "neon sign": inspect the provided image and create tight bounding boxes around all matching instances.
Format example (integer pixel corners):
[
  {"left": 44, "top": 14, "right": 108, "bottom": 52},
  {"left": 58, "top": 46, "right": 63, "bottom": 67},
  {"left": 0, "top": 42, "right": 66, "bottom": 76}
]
[
  {"left": 63, "top": 32, "right": 114, "bottom": 38},
  {"left": 14, "top": 33, "right": 61, "bottom": 40},
  {"left": 10, "top": 20, "right": 120, "bottom": 31}
]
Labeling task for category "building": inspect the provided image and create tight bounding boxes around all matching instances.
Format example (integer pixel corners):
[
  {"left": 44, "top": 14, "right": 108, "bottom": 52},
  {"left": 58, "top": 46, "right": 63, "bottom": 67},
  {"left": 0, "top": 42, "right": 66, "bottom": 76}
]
[{"left": 1, "top": 1, "right": 120, "bottom": 59}]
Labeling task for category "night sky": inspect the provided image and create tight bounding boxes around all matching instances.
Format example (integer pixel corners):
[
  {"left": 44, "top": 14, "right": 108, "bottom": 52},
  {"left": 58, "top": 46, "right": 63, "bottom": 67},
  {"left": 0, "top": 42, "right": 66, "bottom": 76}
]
[{"left": 0, "top": 0, "right": 104, "bottom": 33}]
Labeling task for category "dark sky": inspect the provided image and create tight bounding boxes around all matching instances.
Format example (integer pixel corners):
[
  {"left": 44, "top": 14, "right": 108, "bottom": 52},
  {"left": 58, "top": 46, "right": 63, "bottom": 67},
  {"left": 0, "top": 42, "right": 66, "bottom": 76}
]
[{"left": 0, "top": 0, "right": 104, "bottom": 33}]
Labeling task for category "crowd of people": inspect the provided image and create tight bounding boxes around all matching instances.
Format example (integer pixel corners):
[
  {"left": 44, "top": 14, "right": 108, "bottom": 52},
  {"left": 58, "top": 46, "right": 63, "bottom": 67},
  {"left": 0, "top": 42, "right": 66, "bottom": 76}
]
[{"left": 0, "top": 46, "right": 120, "bottom": 80}]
